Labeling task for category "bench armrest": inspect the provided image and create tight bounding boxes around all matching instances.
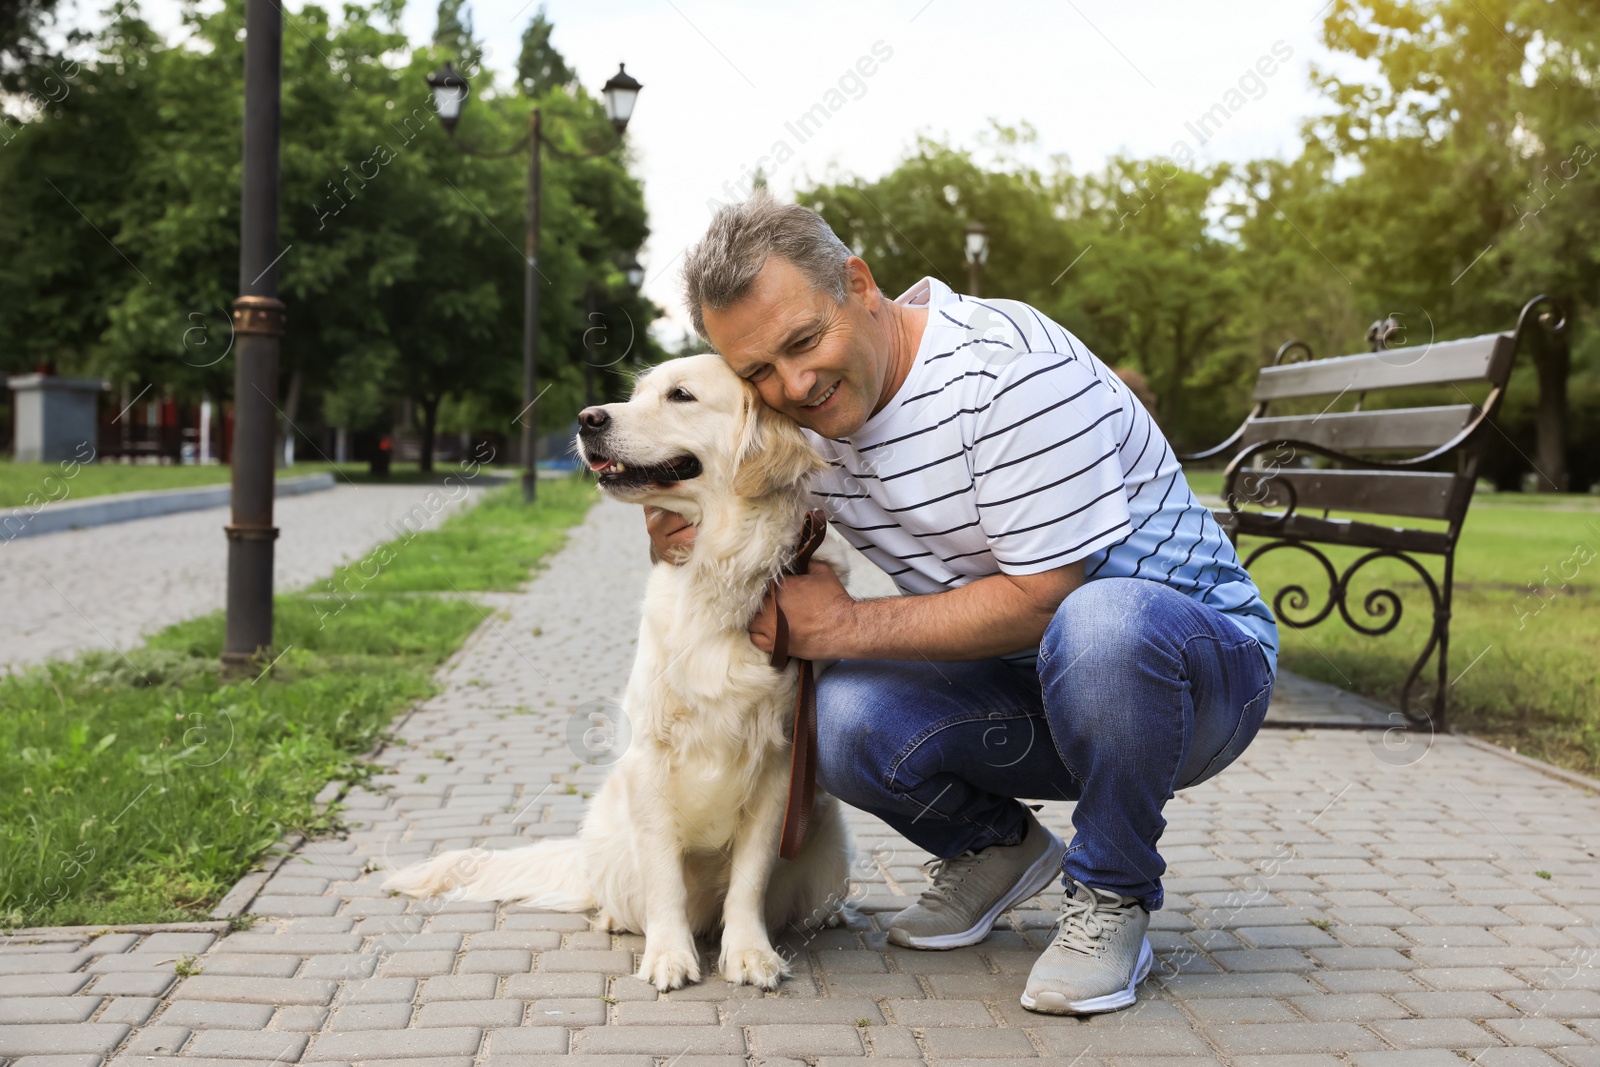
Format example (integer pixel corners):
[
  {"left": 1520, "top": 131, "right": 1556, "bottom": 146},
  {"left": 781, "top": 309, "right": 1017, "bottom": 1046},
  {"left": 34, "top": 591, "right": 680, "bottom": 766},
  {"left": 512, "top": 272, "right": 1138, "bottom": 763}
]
[{"left": 1176, "top": 424, "right": 1248, "bottom": 464}]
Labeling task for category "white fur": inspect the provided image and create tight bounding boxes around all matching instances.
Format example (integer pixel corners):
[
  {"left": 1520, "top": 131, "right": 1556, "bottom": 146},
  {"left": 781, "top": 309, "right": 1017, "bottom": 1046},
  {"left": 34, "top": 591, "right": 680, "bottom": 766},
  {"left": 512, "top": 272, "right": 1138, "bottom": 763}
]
[{"left": 384, "top": 354, "right": 853, "bottom": 991}]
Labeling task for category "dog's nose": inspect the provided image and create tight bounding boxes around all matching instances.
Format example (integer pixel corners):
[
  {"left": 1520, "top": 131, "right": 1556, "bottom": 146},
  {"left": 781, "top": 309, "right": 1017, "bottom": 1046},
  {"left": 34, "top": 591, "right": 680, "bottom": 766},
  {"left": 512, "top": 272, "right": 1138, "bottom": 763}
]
[{"left": 578, "top": 406, "right": 609, "bottom": 431}]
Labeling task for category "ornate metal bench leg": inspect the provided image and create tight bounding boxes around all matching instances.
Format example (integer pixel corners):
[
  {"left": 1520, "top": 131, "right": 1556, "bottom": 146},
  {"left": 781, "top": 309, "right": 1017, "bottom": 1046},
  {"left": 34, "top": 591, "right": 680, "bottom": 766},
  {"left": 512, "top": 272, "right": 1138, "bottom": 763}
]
[
  {"left": 1241, "top": 540, "right": 1448, "bottom": 729},
  {"left": 1433, "top": 553, "right": 1455, "bottom": 731},
  {"left": 1395, "top": 554, "right": 1448, "bottom": 731}
]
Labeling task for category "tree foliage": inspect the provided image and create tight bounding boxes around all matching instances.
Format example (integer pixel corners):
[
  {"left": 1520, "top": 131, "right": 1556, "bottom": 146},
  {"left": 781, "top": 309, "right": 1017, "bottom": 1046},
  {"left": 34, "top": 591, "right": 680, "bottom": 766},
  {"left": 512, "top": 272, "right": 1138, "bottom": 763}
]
[
  {"left": 517, "top": 5, "right": 573, "bottom": 98},
  {"left": 1306, "top": 0, "right": 1600, "bottom": 488},
  {"left": 429, "top": 0, "right": 473, "bottom": 61},
  {"left": 0, "top": 0, "right": 63, "bottom": 78},
  {"left": 800, "top": 4, "right": 1600, "bottom": 483},
  {"left": 800, "top": 132, "right": 1271, "bottom": 448},
  {"left": 0, "top": 0, "right": 662, "bottom": 468}
]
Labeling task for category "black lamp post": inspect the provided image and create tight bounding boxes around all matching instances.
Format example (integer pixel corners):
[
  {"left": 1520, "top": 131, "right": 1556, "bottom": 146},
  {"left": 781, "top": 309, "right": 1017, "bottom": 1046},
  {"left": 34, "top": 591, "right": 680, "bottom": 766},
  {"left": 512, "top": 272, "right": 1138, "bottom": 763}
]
[
  {"left": 964, "top": 220, "right": 989, "bottom": 297},
  {"left": 222, "top": 0, "right": 285, "bottom": 670},
  {"left": 426, "top": 61, "right": 641, "bottom": 503},
  {"left": 581, "top": 255, "right": 647, "bottom": 408}
]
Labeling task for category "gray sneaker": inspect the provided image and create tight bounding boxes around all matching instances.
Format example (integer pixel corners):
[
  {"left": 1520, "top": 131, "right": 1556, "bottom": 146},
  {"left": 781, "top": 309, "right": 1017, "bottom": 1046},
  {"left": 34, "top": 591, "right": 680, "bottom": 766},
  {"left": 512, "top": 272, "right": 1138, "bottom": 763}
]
[
  {"left": 887, "top": 809, "right": 1066, "bottom": 950},
  {"left": 1021, "top": 879, "right": 1152, "bottom": 1014}
]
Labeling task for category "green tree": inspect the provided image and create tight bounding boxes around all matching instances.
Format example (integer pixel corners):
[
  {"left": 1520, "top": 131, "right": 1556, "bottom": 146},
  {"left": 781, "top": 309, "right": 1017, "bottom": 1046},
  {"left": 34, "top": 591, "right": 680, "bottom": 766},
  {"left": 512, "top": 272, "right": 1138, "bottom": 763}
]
[
  {"left": 0, "top": 0, "right": 63, "bottom": 76},
  {"left": 1310, "top": 0, "right": 1600, "bottom": 489},
  {"left": 0, "top": 0, "right": 661, "bottom": 471},
  {"left": 430, "top": 0, "right": 474, "bottom": 60},
  {"left": 1223, "top": 153, "right": 1364, "bottom": 367},
  {"left": 800, "top": 128, "right": 1259, "bottom": 447},
  {"left": 1057, "top": 158, "right": 1253, "bottom": 446},
  {"left": 516, "top": 5, "right": 572, "bottom": 97}
]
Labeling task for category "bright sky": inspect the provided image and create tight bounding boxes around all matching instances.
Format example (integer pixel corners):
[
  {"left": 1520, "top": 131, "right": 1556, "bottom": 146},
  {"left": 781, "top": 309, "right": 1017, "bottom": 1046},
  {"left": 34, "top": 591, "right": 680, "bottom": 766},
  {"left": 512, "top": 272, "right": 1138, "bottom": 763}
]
[{"left": 131, "top": 0, "right": 1357, "bottom": 346}]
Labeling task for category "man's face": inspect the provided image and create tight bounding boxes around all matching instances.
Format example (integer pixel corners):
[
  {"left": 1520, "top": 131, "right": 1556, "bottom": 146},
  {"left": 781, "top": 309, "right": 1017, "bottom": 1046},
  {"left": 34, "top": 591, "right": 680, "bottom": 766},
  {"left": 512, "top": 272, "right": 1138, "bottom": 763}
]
[{"left": 702, "top": 256, "right": 889, "bottom": 438}]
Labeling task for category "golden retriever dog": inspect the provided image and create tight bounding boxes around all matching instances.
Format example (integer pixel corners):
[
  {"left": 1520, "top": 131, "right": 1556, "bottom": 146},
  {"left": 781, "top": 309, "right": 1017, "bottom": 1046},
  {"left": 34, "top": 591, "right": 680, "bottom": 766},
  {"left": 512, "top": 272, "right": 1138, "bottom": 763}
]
[{"left": 384, "top": 354, "right": 854, "bottom": 991}]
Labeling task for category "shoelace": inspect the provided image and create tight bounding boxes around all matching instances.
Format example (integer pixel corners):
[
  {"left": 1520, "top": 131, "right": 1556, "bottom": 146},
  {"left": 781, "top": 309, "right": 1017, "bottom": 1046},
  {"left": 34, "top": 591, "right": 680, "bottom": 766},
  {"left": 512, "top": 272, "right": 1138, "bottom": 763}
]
[
  {"left": 1052, "top": 883, "right": 1136, "bottom": 955},
  {"left": 918, "top": 850, "right": 983, "bottom": 906}
]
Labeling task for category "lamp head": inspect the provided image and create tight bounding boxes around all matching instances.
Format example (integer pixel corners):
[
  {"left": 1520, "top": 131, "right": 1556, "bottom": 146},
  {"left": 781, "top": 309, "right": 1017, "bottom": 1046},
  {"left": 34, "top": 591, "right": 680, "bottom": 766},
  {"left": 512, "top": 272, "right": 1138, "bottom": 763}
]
[
  {"left": 425, "top": 62, "right": 469, "bottom": 134},
  {"left": 623, "top": 256, "right": 646, "bottom": 290},
  {"left": 964, "top": 220, "right": 989, "bottom": 266},
  {"left": 601, "top": 63, "right": 643, "bottom": 134}
]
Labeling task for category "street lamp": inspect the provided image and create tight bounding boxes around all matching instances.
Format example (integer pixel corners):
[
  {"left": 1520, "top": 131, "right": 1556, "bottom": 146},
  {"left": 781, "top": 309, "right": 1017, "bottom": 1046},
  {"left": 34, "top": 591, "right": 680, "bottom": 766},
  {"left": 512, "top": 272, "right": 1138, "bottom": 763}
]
[
  {"left": 425, "top": 63, "right": 468, "bottom": 132},
  {"left": 601, "top": 65, "right": 642, "bottom": 132},
  {"left": 223, "top": 0, "right": 286, "bottom": 670},
  {"left": 426, "top": 61, "right": 642, "bottom": 503},
  {"left": 623, "top": 255, "right": 646, "bottom": 291},
  {"left": 581, "top": 256, "right": 647, "bottom": 409},
  {"left": 964, "top": 220, "right": 989, "bottom": 297}
]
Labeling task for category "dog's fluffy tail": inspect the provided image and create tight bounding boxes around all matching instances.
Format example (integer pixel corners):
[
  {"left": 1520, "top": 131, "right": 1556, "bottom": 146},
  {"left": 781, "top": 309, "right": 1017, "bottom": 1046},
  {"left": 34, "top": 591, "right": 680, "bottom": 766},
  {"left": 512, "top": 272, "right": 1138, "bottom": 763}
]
[{"left": 382, "top": 838, "right": 594, "bottom": 910}]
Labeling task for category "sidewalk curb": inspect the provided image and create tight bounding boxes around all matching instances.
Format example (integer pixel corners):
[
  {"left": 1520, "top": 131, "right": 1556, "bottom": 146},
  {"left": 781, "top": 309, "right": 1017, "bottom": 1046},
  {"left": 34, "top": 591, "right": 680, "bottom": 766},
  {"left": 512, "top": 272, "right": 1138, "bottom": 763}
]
[
  {"left": 206, "top": 590, "right": 514, "bottom": 921},
  {"left": 208, "top": 833, "right": 308, "bottom": 920},
  {"left": 4, "top": 471, "right": 336, "bottom": 540},
  {"left": 3, "top": 920, "right": 234, "bottom": 940},
  {"left": 1457, "top": 733, "right": 1600, "bottom": 796}
]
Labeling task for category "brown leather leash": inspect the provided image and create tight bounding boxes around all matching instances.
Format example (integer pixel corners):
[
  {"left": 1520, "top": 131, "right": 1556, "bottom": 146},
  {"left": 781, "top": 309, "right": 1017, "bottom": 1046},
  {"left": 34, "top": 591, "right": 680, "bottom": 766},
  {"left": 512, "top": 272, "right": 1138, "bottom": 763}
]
[{"left": 770, "top": 508, "right": 829, "bottom": 861}]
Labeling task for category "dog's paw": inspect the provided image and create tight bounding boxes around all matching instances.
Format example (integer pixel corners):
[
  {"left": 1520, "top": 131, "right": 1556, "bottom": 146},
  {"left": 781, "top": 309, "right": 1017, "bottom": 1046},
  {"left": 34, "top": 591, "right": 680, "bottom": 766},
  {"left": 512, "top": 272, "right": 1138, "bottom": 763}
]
[
  {"left": 637, "top": 943, "right": 701, "bottom": 991},
  {"left": 719, "top": 944, "right": 790, "bottom": 990}
]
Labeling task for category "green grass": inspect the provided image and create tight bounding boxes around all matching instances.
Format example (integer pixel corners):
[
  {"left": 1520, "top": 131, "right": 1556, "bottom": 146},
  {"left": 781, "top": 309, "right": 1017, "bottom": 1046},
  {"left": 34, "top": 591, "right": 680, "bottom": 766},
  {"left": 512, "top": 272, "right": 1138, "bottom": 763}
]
[
  {"left": 1184, "top": 469, "right": 1225, "bottom": 499},
  {"left": 0, "top": 478, "right": 596, "bottom": 928},
  {"left": 1235, "top": 501, "right": 1600, "bottom": 775},
  {"left": 1184, "top": 465, "right": 1600, "bottom": 772},
  {"left": 315, "top": 476, "right": 594, "bottom": 596},
  {"left": 0, "top": 459, "right": 511, "bottom": 509}
]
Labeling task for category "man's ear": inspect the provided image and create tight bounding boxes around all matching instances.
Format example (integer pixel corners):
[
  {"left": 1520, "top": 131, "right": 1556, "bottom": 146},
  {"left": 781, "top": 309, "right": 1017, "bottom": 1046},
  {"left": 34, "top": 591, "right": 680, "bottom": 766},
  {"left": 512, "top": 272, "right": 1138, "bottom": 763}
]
[{"left": 733, "top": 388, "right": 827, "bottom": 498}]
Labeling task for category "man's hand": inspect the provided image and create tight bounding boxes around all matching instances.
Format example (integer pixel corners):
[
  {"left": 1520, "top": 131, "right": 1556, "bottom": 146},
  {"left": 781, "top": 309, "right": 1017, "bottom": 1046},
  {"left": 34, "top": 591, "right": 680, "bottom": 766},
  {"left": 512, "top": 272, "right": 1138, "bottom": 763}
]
[
  {"left": 645, "top": 507, "right": 697, "bottom": 564},
  {"left": 748, "top": 563, "right": 854, "bottom": 660}
]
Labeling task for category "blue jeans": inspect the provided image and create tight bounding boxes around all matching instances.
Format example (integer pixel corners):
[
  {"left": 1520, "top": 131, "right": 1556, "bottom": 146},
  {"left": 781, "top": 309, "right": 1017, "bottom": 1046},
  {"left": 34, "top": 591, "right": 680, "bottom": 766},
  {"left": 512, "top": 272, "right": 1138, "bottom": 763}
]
[{"left": 815, "top": 577, "right": 1275, "bottom": 911}]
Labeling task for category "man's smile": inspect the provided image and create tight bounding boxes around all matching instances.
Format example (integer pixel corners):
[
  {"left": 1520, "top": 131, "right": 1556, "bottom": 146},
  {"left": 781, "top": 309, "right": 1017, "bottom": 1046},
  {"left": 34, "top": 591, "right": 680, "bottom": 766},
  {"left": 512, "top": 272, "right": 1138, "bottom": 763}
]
[{"left": 804, "top": 380, "right": 841, "bottom": 410}]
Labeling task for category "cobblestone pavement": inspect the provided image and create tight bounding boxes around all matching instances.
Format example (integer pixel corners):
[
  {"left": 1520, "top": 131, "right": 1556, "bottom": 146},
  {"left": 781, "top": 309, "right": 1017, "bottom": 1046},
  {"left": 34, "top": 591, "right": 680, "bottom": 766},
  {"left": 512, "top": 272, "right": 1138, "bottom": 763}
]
[
  {"left": 5, "top": 497, "right": 1600, "bottom": 1067},
  {"left": 0, "top": 480, "right": 489, "bottom": 670}
]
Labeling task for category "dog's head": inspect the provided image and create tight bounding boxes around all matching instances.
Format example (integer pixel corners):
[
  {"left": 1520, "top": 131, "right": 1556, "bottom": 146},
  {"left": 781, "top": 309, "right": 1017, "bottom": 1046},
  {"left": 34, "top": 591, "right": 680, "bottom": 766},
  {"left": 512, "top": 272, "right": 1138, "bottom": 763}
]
[{"left": 574, "top": 353, "right": 826, "bottom": 509}]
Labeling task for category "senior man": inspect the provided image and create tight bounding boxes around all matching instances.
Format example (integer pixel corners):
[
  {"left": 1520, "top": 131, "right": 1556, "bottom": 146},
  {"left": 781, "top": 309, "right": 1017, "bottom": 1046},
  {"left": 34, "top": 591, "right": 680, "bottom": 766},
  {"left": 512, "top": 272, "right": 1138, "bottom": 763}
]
[{"left": 646, "top": 191, "right": 1277, "bottom": 1015}]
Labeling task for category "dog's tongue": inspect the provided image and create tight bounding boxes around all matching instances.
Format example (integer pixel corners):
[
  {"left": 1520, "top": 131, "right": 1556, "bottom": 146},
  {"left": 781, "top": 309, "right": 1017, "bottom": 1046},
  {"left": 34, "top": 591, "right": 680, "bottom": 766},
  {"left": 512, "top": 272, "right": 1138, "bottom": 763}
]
[{"left": 588, "top": 459, "right": 614, "bottom": 472}]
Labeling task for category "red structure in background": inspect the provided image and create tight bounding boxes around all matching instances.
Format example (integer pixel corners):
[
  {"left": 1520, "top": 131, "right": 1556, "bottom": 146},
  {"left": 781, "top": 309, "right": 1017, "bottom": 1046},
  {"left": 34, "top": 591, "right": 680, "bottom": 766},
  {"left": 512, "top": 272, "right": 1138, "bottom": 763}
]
[
  {"left": 73, "top": 390, "right": 503, "bottom": 471},
  {"left": 96, "top": 396, "right": 232, "bottom": 464}
]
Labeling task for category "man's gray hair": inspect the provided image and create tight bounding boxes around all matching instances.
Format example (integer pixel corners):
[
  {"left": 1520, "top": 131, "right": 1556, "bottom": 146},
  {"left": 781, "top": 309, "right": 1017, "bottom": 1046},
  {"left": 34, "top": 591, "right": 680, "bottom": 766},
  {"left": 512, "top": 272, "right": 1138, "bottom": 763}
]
[{"left": 681, "top": 190, "right": 853, "bottom": 341}]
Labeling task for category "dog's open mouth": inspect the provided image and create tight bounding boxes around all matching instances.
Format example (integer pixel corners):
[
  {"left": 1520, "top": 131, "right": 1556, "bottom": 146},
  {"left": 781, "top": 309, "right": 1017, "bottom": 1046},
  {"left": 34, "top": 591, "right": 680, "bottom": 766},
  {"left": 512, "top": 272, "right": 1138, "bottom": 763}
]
[{"left": 586, "top": 453, "right": 703, "bottom": 490}]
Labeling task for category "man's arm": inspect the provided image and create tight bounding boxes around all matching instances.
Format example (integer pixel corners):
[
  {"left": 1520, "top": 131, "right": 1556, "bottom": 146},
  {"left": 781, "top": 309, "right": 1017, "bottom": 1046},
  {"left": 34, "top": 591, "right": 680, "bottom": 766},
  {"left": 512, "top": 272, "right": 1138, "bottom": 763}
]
[
  {"left": 748, "top": 560, "right": 1084, "bottom": 662},
  {"left": 643, "top": 507, "right": 1082, "bottom": 661}
]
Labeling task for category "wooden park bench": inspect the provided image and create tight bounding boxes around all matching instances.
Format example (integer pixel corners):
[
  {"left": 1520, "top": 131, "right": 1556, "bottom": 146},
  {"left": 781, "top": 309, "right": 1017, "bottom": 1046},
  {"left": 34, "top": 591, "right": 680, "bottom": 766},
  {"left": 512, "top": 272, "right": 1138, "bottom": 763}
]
[{"left": 1182, "top": 294, "right": 1568, "bottom": 727}]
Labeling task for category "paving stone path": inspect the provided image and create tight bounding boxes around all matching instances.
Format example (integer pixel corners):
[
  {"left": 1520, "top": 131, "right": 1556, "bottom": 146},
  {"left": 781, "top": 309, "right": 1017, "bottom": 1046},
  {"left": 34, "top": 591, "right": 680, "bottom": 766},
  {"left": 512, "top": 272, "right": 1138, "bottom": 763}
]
[
  {"left": 0, "top": 480, "right": 490, "bottom": 670},
  {"left": 5, "top": 497, "right": 1600, "bottom": 1067}
]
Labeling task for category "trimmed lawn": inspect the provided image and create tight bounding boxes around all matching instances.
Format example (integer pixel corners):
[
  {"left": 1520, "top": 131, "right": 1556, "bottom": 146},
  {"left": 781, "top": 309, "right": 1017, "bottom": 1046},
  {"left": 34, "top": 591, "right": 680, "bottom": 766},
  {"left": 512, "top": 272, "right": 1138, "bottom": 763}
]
[
  {"left": 0, "top": 459, "right": 506, "bottom": 508},
  {"left": 316, "top": 476, "right": 594, "bottom": 595},
  {"left": 0, "top": 477, "right": 596, "bottom": 928},
  {"left": 1186, "top": 466, "right": 1600, "bottom": 775}
]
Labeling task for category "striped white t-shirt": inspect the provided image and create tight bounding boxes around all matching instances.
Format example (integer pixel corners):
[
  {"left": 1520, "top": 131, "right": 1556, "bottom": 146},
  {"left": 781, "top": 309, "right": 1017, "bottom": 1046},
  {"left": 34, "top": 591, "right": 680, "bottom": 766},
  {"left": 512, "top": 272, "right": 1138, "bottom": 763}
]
[{"left": 804, "top": 276, "right": 1278, "bottom": 672}]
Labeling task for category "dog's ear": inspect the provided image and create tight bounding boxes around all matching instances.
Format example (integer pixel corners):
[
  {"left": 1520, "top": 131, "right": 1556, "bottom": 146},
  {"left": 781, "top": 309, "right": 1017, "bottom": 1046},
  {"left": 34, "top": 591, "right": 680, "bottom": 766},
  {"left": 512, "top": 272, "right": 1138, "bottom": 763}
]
[{"left": 733, "top": 387, "right": 827, "bottom": 498}]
